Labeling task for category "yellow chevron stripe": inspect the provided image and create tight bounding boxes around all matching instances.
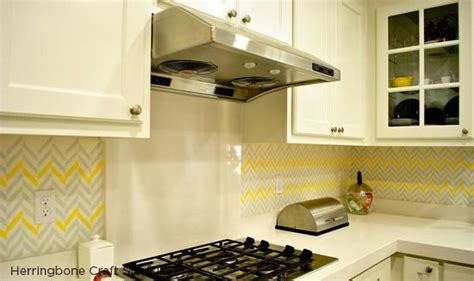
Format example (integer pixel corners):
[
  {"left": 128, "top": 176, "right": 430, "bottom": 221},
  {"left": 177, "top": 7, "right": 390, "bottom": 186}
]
[
  {"left": 367, "top": 180, "right": 471, "bottom": 195},
  {"left": 54, "top": 204, "right": 105, "bottom": 233},
  {"left": 240, "top": 186, "right": 276, "bottom": 204},
  {"left": 242, "top": 157, "right": 352, "bottom": 173},
  {"left": 0, "top": 204, "right": 105, "bottom": 240},
  {"left": 0, "top": 160, "right": 104, "bottom": 188},
  {"left": 0, "top": 212, "right": 42, "bottom": 240},
  {"left": 353, "top": 157, "right": 473, "bottom": 171}
]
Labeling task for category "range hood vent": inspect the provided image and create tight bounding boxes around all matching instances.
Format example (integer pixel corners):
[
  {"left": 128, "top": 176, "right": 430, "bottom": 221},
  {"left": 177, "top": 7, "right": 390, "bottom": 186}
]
[{"left": 151, "top": 6, "right": 341, "bottom": 102}]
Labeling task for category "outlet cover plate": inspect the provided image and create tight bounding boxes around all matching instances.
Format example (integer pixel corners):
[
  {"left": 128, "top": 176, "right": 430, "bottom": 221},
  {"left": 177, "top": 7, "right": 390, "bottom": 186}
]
[{"left": 35, "top": 189, "right": 56, "bottom": 224}]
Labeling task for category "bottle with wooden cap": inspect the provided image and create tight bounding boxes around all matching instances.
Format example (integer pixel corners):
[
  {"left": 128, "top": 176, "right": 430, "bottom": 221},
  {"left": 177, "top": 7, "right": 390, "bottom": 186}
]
[{"left": 345, "top": 171, "right": 373, "bottom": 215}]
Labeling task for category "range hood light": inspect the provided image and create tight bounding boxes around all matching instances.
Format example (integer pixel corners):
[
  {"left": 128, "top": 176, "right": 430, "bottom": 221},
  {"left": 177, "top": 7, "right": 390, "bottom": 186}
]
[
  {"left": 268, "top": 69, "right": 281, "bottom": 75},
  {"left": 243, "top": 62, "right": 257, "bottom": 69}
]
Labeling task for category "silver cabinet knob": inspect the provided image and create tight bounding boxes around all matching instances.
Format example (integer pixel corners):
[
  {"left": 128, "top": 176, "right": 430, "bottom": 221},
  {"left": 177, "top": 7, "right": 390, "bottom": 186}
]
[
  {"left": 130, "top": 104, "right": 142, "bottom": 116},
  {"left": 338, "top": 127, "right": 345, "bottom": 133},
  {"left": 227, "top": 9, "right": 237, "bottom": 18},
  {"left": 330, "top": 127, "right": 337, "bottom": 133},
  {"left": 462, "top": 128, "right": 469, "bottom": 135},
  {"left": 425, "top": 266, "right": 433, "bottom": 273},
  {"left": 241, "top": 15, "right": 251, "bottom": 24}
]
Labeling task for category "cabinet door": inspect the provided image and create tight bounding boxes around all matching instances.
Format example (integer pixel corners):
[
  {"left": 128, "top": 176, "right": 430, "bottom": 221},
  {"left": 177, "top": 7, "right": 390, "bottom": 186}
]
[
  {"left": 292, "top": 0, "right": 336, "bottom": 137},
  {"left": 352, "top": 258, "right": 392, "bottom": 281},
  {"left": 238, "top": 0, "right": 292, "bottom": 44},
  {"left": 403, "top": 256, "right": 440, "bottom": 281},
  {"left": 376, "top": 0, "right": 472, "bottom": 139},
  {"left": 444, "top": 263, "right": 474, "bottom": 281},
  {"left": 333, "top": 0, "right": 365, "bottom": 139},
  {"left": 0, "top": 0, "right": 150, "bottom": 137},
  {"left": 173, "top": 0, "right": 236, "bottom": 20}
]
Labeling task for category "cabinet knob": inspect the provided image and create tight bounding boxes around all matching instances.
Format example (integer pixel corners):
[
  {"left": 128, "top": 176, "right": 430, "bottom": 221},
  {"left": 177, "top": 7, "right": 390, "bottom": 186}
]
[
  {"left": 462, "top": 128, "right": 469, "bottom": 135},
  {"left": 130, "top": 104, "right": 142, "bottom": 116},
  {"left": 338, "top": 127, "right": 344, "bottom": 133},
  {"left": 227, "top": 9, "right": 237, "bottom": 18},
  {"left": 241, "top": 15, "right": 252, "bottom": 24},
  {"left": 425, "top": 266, "right": 433, "bottom": 273},
  {"left": 330, "top": 127, "right": 337, "bottom": 133}
]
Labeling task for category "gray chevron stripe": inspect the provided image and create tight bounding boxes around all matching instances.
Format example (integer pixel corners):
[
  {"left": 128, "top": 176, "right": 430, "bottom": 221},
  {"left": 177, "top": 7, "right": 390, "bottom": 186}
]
[
  {"left": 0, "top": 136, "right": 105, "bottom": 262},
  {"left": 242, "top": 144, "right": 473, "bottom": 216}
]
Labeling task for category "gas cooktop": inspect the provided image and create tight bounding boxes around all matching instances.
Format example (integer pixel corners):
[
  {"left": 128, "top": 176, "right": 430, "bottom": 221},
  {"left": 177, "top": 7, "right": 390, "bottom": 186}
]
[{"left": 115, "top": 237, "right": 337, "bottom": 280}]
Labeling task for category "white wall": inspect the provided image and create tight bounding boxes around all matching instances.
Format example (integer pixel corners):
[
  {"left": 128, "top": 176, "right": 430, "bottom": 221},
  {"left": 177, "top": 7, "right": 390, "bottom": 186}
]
[{"left": 105, "top": 91, "right": 242, "bottom": 264}]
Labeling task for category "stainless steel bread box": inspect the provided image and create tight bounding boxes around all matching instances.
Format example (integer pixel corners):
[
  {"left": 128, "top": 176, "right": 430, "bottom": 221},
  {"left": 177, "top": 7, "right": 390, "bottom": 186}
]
[{"left": 276, "top": 197, "right": 349, "bottom": 235}]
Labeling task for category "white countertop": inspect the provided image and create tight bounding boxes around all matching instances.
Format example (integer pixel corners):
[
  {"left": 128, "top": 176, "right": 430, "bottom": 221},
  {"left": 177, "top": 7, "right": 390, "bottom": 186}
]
[
  {"left": 1, "top": 212, "right": 473, "bottom": 281},
  {"left": 237, "top": 212, "right": 474, "bottom": 280}
]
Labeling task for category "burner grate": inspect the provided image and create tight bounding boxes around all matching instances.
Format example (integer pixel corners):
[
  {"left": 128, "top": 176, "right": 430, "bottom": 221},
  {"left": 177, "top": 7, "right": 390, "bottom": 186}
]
[{"left": 120, "top": 237, "right": 337, "bottom": 280}]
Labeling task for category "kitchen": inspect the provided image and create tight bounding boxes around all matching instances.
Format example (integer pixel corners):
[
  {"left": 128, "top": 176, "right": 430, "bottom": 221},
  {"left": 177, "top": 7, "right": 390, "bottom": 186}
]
[{"left": 0, "top": 0, "right": 473, "bottom": 280}]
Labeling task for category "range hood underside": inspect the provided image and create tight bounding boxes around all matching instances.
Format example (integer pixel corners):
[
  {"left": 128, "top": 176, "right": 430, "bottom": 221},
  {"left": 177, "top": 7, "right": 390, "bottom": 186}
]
[{"left": 151, "top": 43, "right": 329, "bottom": 102}]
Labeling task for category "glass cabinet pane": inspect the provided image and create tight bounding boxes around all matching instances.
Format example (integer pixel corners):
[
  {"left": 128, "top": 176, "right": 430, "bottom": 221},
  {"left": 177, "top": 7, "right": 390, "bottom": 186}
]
[
  {"left": 389, "top": 91, "right": 419, "bottom": 126},
  {"left": 389, "top": 11, "right": 419, "bottom": 49},
  {"left": 424, "top": 46, "right": 459, "bottom": 85},
  {"left": 424, "top": 3, "right": 458, "bottom": 43},
  {"left": 389, "top": 51, "right": 419, "bottom": 87},
  {"left": 425, "top": 88, "right": 459, "bottom": 125}
]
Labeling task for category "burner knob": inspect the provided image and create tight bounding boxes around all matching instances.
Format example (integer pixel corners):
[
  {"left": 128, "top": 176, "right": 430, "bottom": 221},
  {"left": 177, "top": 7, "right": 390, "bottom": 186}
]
[
  {"left": 300, "top": 249, "right": 313, "bottom": 261},
  {"left": 244, "top": 237, "right": 255, "bottom": 247},
  {"left": 282, "top": 245, "right": 295, "bottom": 257},
  {"left": 258, "top": 240, "right": 270, "bottom": 251}
]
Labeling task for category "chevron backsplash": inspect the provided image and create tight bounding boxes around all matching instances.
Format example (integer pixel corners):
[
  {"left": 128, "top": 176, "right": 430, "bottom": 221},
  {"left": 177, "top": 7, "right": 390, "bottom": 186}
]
[
  {"left": 0, "top": 135, "right": 105, "bottom": 261},
  {"left": 350, "top": 146, "right": 474, "bottom": 207},
  {"left": 242, "top": 144, "right": 474, "bottom": 216},
  {"left": 241, "top": 144, "right": 352, "bottom": 216}
]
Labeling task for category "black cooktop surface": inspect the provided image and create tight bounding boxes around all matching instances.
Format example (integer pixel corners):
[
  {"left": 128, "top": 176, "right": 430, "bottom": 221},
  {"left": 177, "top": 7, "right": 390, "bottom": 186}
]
[{"left": 116, "top": 237, "right": 337, "bottom": 280}]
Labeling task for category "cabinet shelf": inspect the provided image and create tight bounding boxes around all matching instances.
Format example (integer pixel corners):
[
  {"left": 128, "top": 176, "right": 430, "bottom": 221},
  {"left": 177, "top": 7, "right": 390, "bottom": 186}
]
[
  {"left": 424, "top": 39, "right": 459, "bottom": 49},
  {"left": 388, "top": 86, "right": 419, "bottom": 93},
  {"left": 423, "top": 82, "right": 459, "bottom": 90},
  {"left": 388, "top": 46, "right": 420, "bottom": 55}
]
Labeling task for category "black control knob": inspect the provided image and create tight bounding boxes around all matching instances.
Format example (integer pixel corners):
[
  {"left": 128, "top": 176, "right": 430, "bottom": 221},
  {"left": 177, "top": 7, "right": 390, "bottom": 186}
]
[
  {"left": 244, "top": 237, "right": 255, "bottom": 247},
  {"left": 282, "top": 245, "right": 295, "bottom": 257},
  {"left": 300, "top": 249, "right": 313, "bottom": 261},
  {"left": 258, "top": 240, "right": 270, "bottom": 251}
]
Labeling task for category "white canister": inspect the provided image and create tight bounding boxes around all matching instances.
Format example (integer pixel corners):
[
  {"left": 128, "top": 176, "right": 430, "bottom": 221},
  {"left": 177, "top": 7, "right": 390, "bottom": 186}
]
[{"left": 78, "top": 235, "right": 114, "bottom": 281}]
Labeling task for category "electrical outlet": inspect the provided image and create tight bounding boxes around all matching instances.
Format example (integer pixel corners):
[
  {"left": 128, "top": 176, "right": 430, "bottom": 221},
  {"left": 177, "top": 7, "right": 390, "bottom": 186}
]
[{"left": 35, "top": 190, "right": 56, "bottom": 224}]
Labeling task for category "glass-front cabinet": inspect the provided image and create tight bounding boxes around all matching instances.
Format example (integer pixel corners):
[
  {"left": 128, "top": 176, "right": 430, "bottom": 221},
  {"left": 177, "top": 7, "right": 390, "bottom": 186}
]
[{"left": 376, "top": 0, "right": 472, "bottom": 139}]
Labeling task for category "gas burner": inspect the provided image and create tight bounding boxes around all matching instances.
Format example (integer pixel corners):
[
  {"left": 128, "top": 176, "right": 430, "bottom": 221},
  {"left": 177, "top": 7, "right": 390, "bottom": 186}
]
[
  {"left": 255, "top": 261, "right": 281, "bottom": 274},
  {"left": 230, "top": 77, "right": 280, "bottom": 89},
  {"left": 209, "top": 251, "right": 238, "bottom": 265},
  {"left": 153, "top": 264, "right": 185, "bottom": 274},
  {"left": 158, "top": 60, "right": 218, "bottom": 76},
  {"left": 117, "top": 237, "right": 338, "bottom": 280}
]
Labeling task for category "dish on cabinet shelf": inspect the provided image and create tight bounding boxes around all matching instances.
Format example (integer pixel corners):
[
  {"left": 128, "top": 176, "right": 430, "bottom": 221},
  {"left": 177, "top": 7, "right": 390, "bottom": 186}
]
[
  {"left": 425, "top": 107, "right": 445, "bottom": 125},
  {"left": 394, "top": 99, "right": 419, "bottom": 119},
  {"left": 390, "top": 76, "right": 413, "bottom": 87}
]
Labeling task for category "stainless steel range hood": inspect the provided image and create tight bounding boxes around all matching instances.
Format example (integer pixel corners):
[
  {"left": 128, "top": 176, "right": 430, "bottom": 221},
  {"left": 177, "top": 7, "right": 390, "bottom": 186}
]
[{"left": 151, "top": 6, "right": 341, "bottom": 102}]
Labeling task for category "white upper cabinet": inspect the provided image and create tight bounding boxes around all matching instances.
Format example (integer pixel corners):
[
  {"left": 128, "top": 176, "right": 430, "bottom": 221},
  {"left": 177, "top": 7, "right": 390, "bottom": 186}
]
[
  {"left": 243, "top": 0, "right": 367, "bottom": 145},
  {"left": 292, "top": 0, "right": 336, "bottom": 138},
  {"left": 170, "top": 0, "right": 292, "bottom": 44},
  {"left": 333, "top": 0, "right": 366, "bottom": 139},
  {"left": 292, "top": 0, "right": 367, "bottom": 141},
  {"left": 0, "top": 0, "right": 151, "bottom": 138},
  {"left": 238, "top": 0, "right": 292, "bottom": 44},
  {"left": 376, "top": 0, "right": 472, "bottom": 140},
  {"left": 173, "top": 0, "right": 236, "bottom": 20}
]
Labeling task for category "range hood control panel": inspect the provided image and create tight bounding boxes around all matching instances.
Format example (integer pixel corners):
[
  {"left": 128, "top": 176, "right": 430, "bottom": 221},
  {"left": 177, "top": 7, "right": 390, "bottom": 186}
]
[{"left": 312, "top": 63, "right": 335, "bottom": 77}]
